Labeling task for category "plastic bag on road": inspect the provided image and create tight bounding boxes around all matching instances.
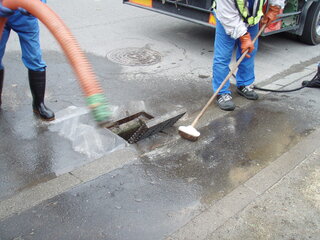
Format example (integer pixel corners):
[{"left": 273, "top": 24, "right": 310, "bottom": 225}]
[{"left": 49, "top": 106, "right": 128, "bottom": 159}]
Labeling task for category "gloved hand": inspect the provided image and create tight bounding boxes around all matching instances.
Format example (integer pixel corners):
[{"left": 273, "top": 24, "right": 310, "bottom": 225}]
[
  {"left": 0, "top": 3, "right": 14, "bottom": 18},
  {"left": 239, "top": 32, "right": 254, "bottom": 58},
  {"left": 261, "top": 5, "right": 281, "bottom": 26}
]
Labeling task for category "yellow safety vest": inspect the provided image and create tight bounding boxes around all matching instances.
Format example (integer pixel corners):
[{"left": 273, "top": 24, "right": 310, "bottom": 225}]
[{"left": 212, "top": 0, "right": 265, "bottom": 26}]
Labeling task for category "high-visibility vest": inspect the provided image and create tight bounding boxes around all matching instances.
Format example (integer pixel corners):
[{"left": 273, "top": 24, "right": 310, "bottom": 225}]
[{"left": 212, "top": 0, "right": 265, "bottom": 26}]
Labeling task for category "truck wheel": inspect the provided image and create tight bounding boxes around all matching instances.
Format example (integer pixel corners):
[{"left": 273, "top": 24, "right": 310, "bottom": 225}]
[{"left": 300, "top": 1, "right": 320, "bottom": 45}]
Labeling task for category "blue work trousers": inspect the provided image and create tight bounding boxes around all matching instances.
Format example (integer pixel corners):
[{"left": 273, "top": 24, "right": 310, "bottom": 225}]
[
  {"left": 0, "top": 12, "right": 46, "bottom": 72},
  {"left": 212, "top": 19, "right": 259, "bottom": 94}
]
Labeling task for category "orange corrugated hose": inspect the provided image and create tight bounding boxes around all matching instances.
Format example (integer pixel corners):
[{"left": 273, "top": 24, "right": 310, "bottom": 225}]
[{"left": 0, "top": 0, "right": 110, "bottom": 123}]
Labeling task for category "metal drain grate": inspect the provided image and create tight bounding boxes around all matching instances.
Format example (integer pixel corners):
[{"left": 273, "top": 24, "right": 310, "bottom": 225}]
[
  {"left": 106, "top": 112, "right": 153, "bottom": 141},
  {"left": 107, "top": 47, "right": 162, "bottom": 66},
  {"left": 128, "top": 110, "right": 186, "bottom": 143},
  {"left": 106, "top": 109, "right": 186, "bottom": 143}
]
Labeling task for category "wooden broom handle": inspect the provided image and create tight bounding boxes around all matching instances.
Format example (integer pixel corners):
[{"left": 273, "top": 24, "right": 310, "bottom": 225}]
[{"left": 191, "top": 24, "right": 267, "bottom": 127}]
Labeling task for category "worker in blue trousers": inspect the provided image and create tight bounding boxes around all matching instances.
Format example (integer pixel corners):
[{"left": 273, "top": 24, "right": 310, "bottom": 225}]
[
  {"left": 0, "top": 0, "right": 54, "bottom": 121},
  {"left": 212, "top": 0, "right": 285, "bottom": 111}
]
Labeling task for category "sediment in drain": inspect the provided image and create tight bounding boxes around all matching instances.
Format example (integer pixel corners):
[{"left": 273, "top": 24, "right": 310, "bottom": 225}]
[
  {"left": 106, "top": 110, "right": 186, "bottom": 143},
  {"left": 111, "top": 118, "right": 144, "bottom": 141},
  {"left": 107, "top": 112, "right": 153, "bottom": 141}
]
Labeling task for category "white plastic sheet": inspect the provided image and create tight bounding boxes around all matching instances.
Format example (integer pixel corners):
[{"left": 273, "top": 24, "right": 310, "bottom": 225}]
[{"left": 49, "top": 106, "right": 128, "bottom": 159}]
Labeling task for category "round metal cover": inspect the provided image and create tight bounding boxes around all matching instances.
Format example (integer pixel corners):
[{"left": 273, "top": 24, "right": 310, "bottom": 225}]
[{"left": 107, "top": 47, "right": 161, "bottom": 66}]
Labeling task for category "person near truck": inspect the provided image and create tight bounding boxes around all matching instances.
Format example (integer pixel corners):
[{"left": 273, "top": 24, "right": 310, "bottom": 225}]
[
  {"left": 212, "top": 0, "right": 285, "bottom": 111},
  {"left": 0, "top": 0, "right": 54, "bottom": 121}
]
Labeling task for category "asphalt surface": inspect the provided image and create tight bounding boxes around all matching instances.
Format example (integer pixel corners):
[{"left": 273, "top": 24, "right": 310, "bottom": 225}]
[
  {"left": 0, "top": 0, "right": 320, "bottom": 239},
  {"left": 1, "top": 73, "right": 320, "bottom": 239}
]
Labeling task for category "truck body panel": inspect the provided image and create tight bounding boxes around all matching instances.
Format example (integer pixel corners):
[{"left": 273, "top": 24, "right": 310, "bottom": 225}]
[{"left": 124, "top": 0, "right": 320, "bottom": 44}]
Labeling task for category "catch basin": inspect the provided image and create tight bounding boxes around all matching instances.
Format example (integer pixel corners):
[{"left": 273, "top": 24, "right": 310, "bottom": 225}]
[{"left": 106, "top": 110, "right": 186, "bottom": 143}]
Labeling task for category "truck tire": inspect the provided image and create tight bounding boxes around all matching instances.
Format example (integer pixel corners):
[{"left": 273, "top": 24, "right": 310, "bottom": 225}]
[{"left": 300, "top": 1, "right": 320, "bottom": 45}]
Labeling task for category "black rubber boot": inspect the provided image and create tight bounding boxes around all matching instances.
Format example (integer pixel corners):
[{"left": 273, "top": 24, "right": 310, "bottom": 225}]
[
  {"left": 28, "top": 69, "right": 55, "bottom": 121},
  {"left": 0, "top": 69, "right": 3, "bottom": 107}
]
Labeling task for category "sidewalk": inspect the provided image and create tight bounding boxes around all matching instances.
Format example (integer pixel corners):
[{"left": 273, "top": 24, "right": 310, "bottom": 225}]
[{"left": 208, "top": 148, "right": 320, "bottom": 240}]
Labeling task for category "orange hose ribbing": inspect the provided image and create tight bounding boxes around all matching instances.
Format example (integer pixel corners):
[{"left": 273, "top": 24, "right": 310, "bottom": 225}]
[{"left": 0, "top": 0, "right": 103, "bottom": 97}]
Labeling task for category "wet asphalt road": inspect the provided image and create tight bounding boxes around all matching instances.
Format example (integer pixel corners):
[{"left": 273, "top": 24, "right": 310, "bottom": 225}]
[{"left": 1, "top": 84, "right": 320, "bottom": 239}]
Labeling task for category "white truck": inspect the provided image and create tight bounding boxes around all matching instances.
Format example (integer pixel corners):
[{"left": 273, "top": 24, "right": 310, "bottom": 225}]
[{"left": 123, "top": 0, "right": 320, "bottom": 45}]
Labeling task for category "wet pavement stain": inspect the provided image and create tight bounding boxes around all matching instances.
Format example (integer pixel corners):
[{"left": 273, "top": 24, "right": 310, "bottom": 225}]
[
  {"left": 0, "top": 163, "right": 203, "bottom": 240},
  {"left": 0, "top": 48, "right": 212, "bottom": 202},
  {"left": 1, "top": 90, "right": 320, "bottom": 240},
  {"left": 140, "top": 94, "right": 319, "bottom": 205},
  {"left": 0, "top": 50, "right": 125, "bottom": 201},
  {"left": 0, "top": 107, "right": 87, "bottom": 200}
]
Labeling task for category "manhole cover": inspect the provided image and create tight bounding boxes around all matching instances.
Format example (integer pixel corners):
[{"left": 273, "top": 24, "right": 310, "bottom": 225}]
[{"left": 107, "top": 47, "right": 162, "bottom": 66}]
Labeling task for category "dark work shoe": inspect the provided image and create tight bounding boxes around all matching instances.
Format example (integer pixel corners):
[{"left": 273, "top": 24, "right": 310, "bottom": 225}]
[
  {"left": 236, "top": 85, "right": 259, "bottom": 100},
  {"left": 216, "top": 94, "right": 235, "bottom": 111},
  {"left": 302, "top": 67, "right": 320, "bottom": 88}
]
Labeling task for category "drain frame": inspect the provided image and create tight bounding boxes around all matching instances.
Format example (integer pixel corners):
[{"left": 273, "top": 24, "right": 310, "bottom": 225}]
[
  {"left": 106, "top": 112, "right": 153, "bottom": 141},
  {"left": 106, "top": 109, "right": 186, "bottom": 143}
]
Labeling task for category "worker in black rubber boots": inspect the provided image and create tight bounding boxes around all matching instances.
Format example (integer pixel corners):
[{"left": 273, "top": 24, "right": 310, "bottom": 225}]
[
  {"left": 0, "top": 0, "right": 54, "bottom": 121},
  {"left": 212, "top": 0, "right": 285, "bottom": 111}
]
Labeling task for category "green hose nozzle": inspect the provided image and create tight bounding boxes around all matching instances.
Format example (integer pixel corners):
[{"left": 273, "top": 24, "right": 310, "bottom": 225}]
[{"left": 86, "top": 93, "right": 111, "bottom": 123}]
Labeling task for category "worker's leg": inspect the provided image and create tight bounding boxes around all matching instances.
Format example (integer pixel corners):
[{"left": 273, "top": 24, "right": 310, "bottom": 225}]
[
  {"left": 12, "top": 14, "right": 46, "bottom": 71},
  {"left": 212, "top": 19, "right": 236, "bottom": 111},
  {"left": 0, "top": 26, "right": 11, "bottom": 106},
  {"left": 11, "top": 13, "right": 54, "bottom": 120},
  {"left": 235, "top": 23, "right": 259, "bottom": 100},
  {"left": 212, "top": 19, "right": 236, "bottom": 95},
  {"left": 0, "top": 68, "right": 4, "bottom": 107},
  {"left": 0, "top": 26, "right": 11, "bottom": 70},
  {"left": 235, "top": 23, "right": 259, "bottom": 87}
]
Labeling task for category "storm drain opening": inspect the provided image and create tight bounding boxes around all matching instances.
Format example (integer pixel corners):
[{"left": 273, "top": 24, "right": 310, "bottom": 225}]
[{"left": 106, "top": 110, "right": 186, "bottom": 144}]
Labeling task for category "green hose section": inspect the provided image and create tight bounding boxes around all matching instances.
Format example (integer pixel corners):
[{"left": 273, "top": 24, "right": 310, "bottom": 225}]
[{"left": 86, "top": 93, "right": 111, "bottom": 123}]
